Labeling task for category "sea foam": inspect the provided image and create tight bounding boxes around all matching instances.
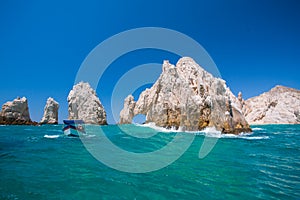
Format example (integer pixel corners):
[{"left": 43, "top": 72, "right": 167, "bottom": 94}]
[
  {"left": 137, "top": 122, "right": 181, "bottom": 133},
  {"left": 44, "top": 134, "right": 60, "bottom": 139},
  {"left": 139, "top": 123, "right": 269, "bottom": 140},
  {"left": 252, "top": 127, "right": 265, "bottom": 131},
  {"left": 138, "top": 122, "right": 203, "bottom": 134}
]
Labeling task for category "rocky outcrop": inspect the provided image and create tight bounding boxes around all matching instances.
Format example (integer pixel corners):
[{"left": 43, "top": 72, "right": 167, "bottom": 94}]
[
  {"left": 120, "top": 57, "right": 251, "bottom": 134},
  {"left": 120, "top": 95, "right": 136, "bottom": 124},
  {"left": 40, "top": 97, "right": 59, "bottom": 124},
  {"left": 0, "top": 97, "right": 37, "bottom": 125},
  {"left": 68, "top": 82, "right": 107, "bottom": 125},
  {"left": 243, "top": 85, "right": 300, "bottom": 124}
]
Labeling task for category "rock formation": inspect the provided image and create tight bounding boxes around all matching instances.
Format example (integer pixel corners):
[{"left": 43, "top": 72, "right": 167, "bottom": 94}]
[
  {"left": 120, "top": 95, "right": 136, "bottom": 124},
  {"left": 120, "top": 57, "right": 252, "bottom": 134},
  {"left": 40, "top": 97, "right": 59, "bottom": 124},
  {"left": 0, "top": 97, "right": 37, "bottom": 125},
  {"left": 237, "top": 92, "right": 245, "bottom": 111},
  {"left": 243, "top": 85, "right": 300, "bottom": 124},
  {"left": 68, "top": 82, "right": 107, "bottom": 125}
]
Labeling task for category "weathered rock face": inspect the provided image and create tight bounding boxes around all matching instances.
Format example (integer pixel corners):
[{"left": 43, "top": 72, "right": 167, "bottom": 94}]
[
  {"left": 120, "top": 57, "right": 252, "bottom": 134},
  {"left": 243, "top": 85, "right": 300, "bottom": 124},
  {"left": 40, "top": 97, "right": 59, "bottom": 124},
  {"left": 119, "top": 95, "right": 136, "bottom": 124},
  {"left": 68, "top": 82, "right": 107, "bottom": 125},
  {"left": 0, "top": 97, "right": 36, "bottom": 125}
]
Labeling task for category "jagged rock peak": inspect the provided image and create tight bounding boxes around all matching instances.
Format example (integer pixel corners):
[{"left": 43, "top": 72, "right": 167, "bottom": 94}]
[
  {"left": 270, "top": 85, "right": 300, "bottom": 93},
  {"left": 243, "top": 85, "right": 300, "bottom": 124},
  {"left": 67, "top": 82, "right": 107, "bottom": 125},
  {"left": 0, "top": 97, "right": 36, "bottom": 125},
  {"left": 40, "top": 97, "right": 59, "bottom": 124},
  {"left": 120, "top": 57, "right": 252, "bottom": 134}
]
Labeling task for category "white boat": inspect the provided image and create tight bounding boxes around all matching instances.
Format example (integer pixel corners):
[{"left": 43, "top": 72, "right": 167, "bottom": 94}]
[{"left": 62, "top": 119, "right": 85, "bottom": 137}]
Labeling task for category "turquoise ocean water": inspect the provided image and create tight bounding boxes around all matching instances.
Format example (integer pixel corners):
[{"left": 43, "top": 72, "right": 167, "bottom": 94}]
[{"left": 0, "top": 124, "right": 299, "bottom": 199}]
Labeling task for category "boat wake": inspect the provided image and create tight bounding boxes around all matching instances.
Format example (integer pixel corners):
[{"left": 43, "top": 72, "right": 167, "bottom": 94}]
[
  {"left": 43, "top": 133, "right": 97, "bottom": 139},
  {"left": 44, "top": 134, "right": 60, "bottom": 139}
]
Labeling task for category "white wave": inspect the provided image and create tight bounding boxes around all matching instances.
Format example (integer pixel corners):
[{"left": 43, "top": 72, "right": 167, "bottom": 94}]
[
  {"left": 241, "top": 136, "right": 269, "bottom": 140},
  {"left": 139, "top": 123, "right": 221, "bottom": 135},
  {"left": 220, "top": 134, "right": 269, "bottom": 140},
  {"left": 137, "top": 122, "right": 181, "bottom": 133},
  {"left": 136, "top": 123, "right": 269, "bottom": 140},
  {"left": 197, "top": 128, "right": 268, "bottom": 140},
  {"left": 252, "top": 127, "right": 265, "bottom": 131},
  {"left": 44, "top": 134, "right": 60, "bottom": 139},
  {"left": 197, "top": 127, "right": 222, "bottom": 137}
]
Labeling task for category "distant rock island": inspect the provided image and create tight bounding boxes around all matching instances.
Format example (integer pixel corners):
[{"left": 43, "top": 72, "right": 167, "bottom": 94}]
[
  {"left": 0, "top": 97, "right": 37, "bottom": 125},
  {"left": 0, "top": 82, "right": 109, "bottom": 126},
  {"left": 243, "top": 85, "right": 300, "bottom": 124},
  {"left": 120, "top": 57, "right": 252, "bottom": 134},
  {"left": 40, "top": 97, "right": 59, "bottom": 124},
  {"left": 67, "top": 82, "right": 107, "bottom": 125}
]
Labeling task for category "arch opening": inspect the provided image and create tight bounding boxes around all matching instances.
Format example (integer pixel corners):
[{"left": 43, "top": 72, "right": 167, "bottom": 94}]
[{"left": 132, "top": 114, "right": 146, "bottom": 124}]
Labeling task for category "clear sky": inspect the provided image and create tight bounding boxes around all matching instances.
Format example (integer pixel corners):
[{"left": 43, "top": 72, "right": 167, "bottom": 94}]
[{"left": 0, "top": 0, "right": 299, "bottom": 124}]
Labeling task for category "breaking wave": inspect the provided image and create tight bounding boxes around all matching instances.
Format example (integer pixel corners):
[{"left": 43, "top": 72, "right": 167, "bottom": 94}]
[
  {"left": 137, "top": 122, "right": 200, "bottom": 134},
  {"left": 139, "top": 123, "right": 269, "bottom": 140}
]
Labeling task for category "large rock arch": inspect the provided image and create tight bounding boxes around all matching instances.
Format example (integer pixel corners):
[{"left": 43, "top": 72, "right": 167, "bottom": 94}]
[{"left": 119, "top": 57, "right": 251, "bottom": 134}]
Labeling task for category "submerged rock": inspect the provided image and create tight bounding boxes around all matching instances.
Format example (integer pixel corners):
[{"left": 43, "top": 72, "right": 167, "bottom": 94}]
[
  {"left": 120, "top": 57, "right": 251, "bottom": 134},
  {"left": 68, "top": 82, "right": 107, "bottom": 125},
  {"left": 40, "top": 97, "right": 59, "bottom": 124},
  {"left": 243, "top": 85, "right": 300, "bottom": 124},
  {"left": 0, "top": 97, "right": 37, "bottom": 125}
]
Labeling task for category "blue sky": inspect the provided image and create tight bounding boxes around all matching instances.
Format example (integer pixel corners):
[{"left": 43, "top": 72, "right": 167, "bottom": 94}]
[{"left": 0, "top": 0, "right": 299, "bottom": 123}]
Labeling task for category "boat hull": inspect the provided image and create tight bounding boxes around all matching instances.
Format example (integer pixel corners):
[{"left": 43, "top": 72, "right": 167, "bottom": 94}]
[
  {"left": 63, "top": 126, "right": 80, "bottom": 137},
  {"left": 62, "top": 120, "right": 85, "bottom": 137}
]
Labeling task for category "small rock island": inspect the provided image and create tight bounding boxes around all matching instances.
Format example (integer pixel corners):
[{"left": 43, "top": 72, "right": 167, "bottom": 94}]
[
  {"left": 40, "top": 97, "right": 59, "bottom": 124},
  {"left": 67, "top": 82, "right": 107, "bottom": 125},
  {"left": 0, "top": 97, "right": 37, "bottom": 125}
]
